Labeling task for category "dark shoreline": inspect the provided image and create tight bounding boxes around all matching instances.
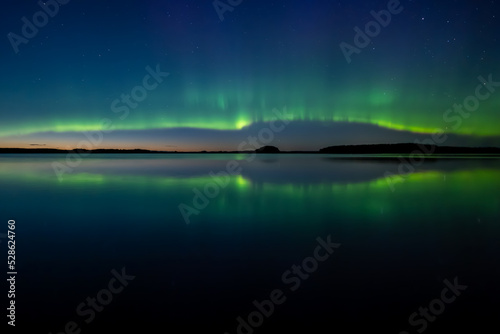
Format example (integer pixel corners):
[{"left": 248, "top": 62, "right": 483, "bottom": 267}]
[{"left": 1, "top": 143, "right": 500, "bottom": 155}]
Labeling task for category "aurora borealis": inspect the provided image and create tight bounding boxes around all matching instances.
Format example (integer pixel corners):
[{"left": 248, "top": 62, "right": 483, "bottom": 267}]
[{"left": 1, "top": 0, "right": 500, "bottom": 150}]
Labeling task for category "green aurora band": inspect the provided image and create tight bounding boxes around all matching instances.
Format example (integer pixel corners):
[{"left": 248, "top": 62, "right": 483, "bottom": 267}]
[{"left": 2, "top": 81, "right": 500, "bottom": 138}]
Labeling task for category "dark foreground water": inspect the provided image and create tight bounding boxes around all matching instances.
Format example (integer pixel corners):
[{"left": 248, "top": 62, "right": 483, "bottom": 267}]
[{"left": 0, "top": 154, "right": 499, "bottom": 333}]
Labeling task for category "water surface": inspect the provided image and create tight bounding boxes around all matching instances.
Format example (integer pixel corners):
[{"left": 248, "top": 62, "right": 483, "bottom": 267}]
[{"left": 0, "top": 154, "right": 498, "bottom": 333}]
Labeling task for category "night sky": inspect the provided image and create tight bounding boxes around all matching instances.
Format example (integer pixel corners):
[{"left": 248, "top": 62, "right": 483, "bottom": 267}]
[{"left": 1, "top": 0, "right": 499, "bottom": 151}]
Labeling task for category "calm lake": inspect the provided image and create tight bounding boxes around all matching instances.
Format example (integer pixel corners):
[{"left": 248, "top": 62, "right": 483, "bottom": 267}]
[{"left": 0, "top": 154, "right": 499, "bottom": 333}]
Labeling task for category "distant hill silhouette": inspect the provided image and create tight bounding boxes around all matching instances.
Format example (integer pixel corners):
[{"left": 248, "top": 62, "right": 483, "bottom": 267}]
[{"left": 319, "top": 143, "right": 500, "bottom": 155}]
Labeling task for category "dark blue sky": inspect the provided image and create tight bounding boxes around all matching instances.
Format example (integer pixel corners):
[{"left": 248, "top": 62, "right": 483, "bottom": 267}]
[{"left": 1, "top": 0, "right": 499, "bottom": 150}]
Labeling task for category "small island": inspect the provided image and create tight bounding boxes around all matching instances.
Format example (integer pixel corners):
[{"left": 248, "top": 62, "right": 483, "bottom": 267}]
[{"left": 255, "top": 146, "right": 280, "bottom": 153}]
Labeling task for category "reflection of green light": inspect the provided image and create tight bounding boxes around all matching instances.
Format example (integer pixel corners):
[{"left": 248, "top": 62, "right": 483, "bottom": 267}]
[
  {"left": 1, "top": 162, "right": 499, "bottom": 223},
  {"left": 246, "top": 168, "right": 500, "bottom": 220},
  {"left": 236, "top": 175, "right": 250, "bottom": 188},
  {"left": 62, "top": 173, "right": 105, "bottom": 185}
]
